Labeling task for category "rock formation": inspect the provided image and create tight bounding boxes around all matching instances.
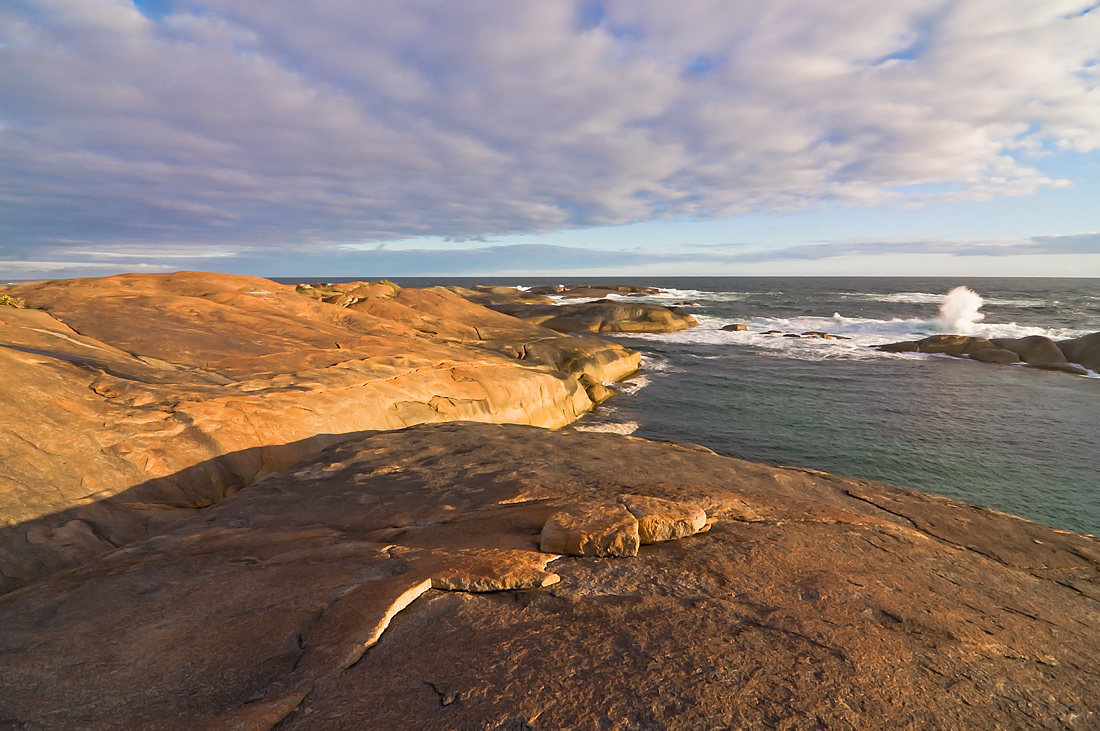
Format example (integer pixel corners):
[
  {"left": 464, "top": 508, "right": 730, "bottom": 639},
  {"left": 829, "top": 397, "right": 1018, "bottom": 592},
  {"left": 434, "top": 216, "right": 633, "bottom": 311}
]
[
  {"left": 0, "top": 423, "right": 1097, "bottom": 730},
  {"left": 452, "top": 284, "right": 699, "bottom": 334},
  {"left": 0, "top": 272, "right": 640, "bottom": 592},
  {"left": 878, "top": 333, "right": 1098, "bottom": 375}
]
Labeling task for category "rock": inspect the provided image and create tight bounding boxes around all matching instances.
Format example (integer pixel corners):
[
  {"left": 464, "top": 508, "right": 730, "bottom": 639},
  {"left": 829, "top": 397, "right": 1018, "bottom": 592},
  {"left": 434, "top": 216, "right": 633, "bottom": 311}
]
[
  {"left": 485, "top": 300, "right": 698, "bottom": 334},
  {"left": 991, "top": 335, "right": 1089, "bottom": 375},
  {"left": 527, "top": 284, "right": 662, "bottom": 299},
  {"left": 722, "top": 323, "right": 747, "bottom": 332},
  {"left": 763, "top": 329, "right": 784, "bottom": 335},
  {"left": 618, "top": 494, "right": 708, "bottom": 544},
  {"left": 1058, "top": 331, "right": 1100, "bottom": 371},
  {"left": 801, "top": 331, "right": 851, "bottom": 340},
  {"left": 0, "top": 272, "right": 642, "bottom": 593},
  {"left": 969, "top": 348, "right": 1021, "bottom": 364},
  {"left": 578, "top": 373, "right": 613, "bottom": 404},
  {"left": 783, "top": 333, "right": 801, "bottom": 338},
  {"left": 1, "top": 423, "right": 1098, "bottom": 730},
  {"left": 428, "top": 549, "right": 561, "bottom": 592},
  {"left": 539, "top": 501, "right": 641, "bottom": 557}
]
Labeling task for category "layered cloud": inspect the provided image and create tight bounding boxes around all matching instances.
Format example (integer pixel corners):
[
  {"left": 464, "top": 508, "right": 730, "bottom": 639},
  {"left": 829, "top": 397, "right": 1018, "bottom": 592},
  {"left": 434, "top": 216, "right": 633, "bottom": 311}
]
[{"left": 1, "top": 0, "right": 1099, "bottom": 255}]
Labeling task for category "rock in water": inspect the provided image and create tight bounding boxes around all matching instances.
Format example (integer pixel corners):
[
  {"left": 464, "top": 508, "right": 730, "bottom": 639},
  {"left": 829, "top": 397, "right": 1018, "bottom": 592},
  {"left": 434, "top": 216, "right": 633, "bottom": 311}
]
[{"left": 1059, "top": 331, "right": 1100, "bottom": 372}]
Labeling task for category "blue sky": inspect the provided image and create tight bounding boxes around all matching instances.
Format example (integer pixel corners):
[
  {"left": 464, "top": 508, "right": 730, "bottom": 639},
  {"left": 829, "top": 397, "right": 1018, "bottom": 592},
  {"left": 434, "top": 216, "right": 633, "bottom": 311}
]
[{"left": 1, "top": 0, "right": 1099, "bottom": 279}]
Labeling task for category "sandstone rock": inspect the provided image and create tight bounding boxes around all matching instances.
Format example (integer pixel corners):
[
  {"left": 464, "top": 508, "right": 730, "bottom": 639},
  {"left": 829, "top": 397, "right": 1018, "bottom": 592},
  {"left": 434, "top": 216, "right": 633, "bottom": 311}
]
[
  {"left": 991, "top": 335, "right": 1089, "bottom": 375},
  {"left": 722, "top": 323, "right": 747, "bottom": 331},
  {"left": 801, "top": 331, "right": 852, "bottom": 340},
  {"left": 618, "top": 494, "right": 707, "bottom": 543},
  {"left": 0, "top": 272, "right": 643, "bottom": 592},
  {"left": 540, "top": 502, "right": 640, "bottom": 557}
]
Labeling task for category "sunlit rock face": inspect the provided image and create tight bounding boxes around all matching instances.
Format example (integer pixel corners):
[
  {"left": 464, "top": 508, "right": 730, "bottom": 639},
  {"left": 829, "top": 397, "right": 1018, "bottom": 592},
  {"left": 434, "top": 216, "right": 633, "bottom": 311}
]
[{"left": 0, "top": 272, "right": 639, "bottom": 592}]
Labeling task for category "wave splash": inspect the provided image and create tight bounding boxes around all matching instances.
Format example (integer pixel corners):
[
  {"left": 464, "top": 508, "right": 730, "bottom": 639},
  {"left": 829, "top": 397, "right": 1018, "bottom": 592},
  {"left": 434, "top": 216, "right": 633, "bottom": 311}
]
[{"left": 938, "top": 286, "right": 985, "bottom": 334}]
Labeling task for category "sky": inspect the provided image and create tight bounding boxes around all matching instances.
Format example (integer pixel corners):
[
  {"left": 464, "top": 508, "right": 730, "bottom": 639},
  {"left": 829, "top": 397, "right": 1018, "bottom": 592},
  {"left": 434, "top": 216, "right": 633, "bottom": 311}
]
[{"left": 1, "top": 0, "right": 1099, "bottom": 280}]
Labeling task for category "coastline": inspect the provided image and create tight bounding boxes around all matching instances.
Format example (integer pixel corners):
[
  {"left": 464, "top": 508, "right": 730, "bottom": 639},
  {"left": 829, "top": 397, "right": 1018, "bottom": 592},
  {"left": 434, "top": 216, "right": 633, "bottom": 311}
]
[{"left": 2, "top": 272, "right": 1099, "bottom": 729}]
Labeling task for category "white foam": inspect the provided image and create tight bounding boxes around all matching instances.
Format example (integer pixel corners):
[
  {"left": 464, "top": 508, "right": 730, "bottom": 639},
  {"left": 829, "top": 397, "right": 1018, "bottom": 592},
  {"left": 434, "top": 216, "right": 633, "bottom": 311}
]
[
  {"left": 938, "top": 286, "right": 985, "bottom": 334},
  {"left": 617, "top": 375, "right": 650, "bottom": 395},
  {"left": 574, "top": 421, "right": 639, "bottom": 435},
  {"left": 620, "top": 312, "right": 1090, "bottom": 364}
]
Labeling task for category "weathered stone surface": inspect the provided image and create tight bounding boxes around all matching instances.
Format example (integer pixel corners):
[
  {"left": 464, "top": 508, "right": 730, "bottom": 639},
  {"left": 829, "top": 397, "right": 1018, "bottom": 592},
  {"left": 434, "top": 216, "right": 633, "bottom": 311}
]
[
  {"left": 619, "top": 493, "right": 708, "bottom": 544},
  {"left": 1059, "top": 331, "right": 1100, "bottom": 371},
  {"left": 540, "top": 501, "right": 641, "bottom": 557},
  {"left": 429, "top": 549, "right": 561, "bottom": 592},
  {"left": 0, "top": 272, "right": 642, "bottom": 592},
  {"left": 722, "top": 323, "right": 747, "bottom": 331},
  {"left": 0, "top": 423, "right": 1097, "bottom": 730}
]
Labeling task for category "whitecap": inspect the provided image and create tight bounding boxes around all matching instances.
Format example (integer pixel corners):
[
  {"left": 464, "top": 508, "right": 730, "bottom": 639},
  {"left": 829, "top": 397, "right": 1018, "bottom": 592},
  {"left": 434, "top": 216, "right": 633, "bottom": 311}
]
[{"left": 574, "top": 421, "right": 640, "bottom": 435}]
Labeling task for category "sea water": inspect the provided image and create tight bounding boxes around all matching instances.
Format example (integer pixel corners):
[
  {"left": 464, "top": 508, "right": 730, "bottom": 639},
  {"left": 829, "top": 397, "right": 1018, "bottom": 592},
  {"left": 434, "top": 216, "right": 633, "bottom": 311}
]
[{"left": 386, "top": 277, "right": 1100, "bottom": 536}]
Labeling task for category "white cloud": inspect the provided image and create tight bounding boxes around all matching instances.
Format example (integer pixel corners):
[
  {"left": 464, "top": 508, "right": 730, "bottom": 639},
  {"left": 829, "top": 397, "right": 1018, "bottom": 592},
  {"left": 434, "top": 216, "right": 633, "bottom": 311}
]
[{"left": 1, "top": 0, "right": 1098, "bottom": 253}]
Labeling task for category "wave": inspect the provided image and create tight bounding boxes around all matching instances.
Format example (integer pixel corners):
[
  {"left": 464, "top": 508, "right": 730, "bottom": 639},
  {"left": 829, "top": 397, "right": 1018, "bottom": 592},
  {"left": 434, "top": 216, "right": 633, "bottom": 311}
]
[
  {"left": 842, "top": 291, "right": 1054, "bottom": 308},
  {"left": 574, "top": 420, "right": 640, "bottom": 435},
  {"left": 621, "top": 314, "right": 1090, "bottom": 364}
]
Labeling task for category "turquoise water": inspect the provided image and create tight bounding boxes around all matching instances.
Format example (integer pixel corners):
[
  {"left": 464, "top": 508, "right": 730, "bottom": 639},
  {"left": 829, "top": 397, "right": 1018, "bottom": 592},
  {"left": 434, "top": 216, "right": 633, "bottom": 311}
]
[{"left": 322, "top": 276, "right": 1100, "bottom": 536}]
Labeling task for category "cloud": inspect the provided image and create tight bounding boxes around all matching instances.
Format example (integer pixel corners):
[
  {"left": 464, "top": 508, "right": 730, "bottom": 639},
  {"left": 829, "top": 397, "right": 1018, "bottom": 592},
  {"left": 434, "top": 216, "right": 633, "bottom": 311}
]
[{"left": 1, "top": 0, "right": 1099, "bottom": 256}]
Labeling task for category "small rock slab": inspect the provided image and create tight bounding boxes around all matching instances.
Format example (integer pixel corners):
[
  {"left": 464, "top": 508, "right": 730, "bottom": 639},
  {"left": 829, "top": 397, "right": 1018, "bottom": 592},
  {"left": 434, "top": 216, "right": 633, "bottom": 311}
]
[
  {"left": 619, "top": 494, "right": 707, "bottom": 544},
  {"left": 722, "top": 323, "right": 747, "bottom": 332},
  {"left": 540, "top": 502, "right": 640, "bottom": 557},
  {"left": 430, "top": 549, "right": 561, "bottom": 592}
]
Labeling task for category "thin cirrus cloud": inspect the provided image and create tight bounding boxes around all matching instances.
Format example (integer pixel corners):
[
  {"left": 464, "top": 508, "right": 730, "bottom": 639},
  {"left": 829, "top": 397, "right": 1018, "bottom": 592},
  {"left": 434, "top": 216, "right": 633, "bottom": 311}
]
[{"left": 0, "top": 0, "right": 1099, "bottom": 268}]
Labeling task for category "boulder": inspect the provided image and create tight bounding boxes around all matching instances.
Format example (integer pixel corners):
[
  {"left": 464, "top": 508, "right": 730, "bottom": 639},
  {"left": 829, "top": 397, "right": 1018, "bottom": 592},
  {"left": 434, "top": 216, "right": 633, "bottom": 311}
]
[
  {"left": 539, "top": 501, "right": 641, "bottom": 557},
  {"left": 991, "top": 335, "right": 1088, "bottom": 375},
  {"left": 618, "top": 494, "right": 708, "bottom": 544},
  {"left": 969, "top": 348, "right": 1021, "bottom": 365},
  {"left": 1058, "top": 331, "right": 1100, "bottom": 372},
  {"left": 722, "top": 323, "right": 748, "bottom": 332}
]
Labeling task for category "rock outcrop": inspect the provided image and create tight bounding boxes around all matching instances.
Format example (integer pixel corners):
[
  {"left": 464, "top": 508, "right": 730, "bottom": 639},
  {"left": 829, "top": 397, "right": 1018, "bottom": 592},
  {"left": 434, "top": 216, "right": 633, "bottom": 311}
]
[
  {"left": 450, "top": 284, "right": 699, "bottom": 334},
  {"left": 1, "top": 423, "right": 1097, "bottom": 730},
  {"left": 878, "top": 333, "right": 1098, "bottom": 375},
  {"left": 0, "top": 272, "right": 640, "bottom": 592}
]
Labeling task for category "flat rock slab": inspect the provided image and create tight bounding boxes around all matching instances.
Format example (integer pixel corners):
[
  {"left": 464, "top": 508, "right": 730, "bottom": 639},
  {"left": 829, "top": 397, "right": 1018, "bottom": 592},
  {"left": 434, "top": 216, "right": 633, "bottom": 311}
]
[{"left": 1, "top": 423, "right": 1099, "bottom": 730}]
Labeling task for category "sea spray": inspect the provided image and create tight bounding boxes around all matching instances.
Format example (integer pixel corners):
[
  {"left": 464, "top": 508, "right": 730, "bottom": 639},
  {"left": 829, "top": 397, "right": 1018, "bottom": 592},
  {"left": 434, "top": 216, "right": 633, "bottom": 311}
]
[{"left": 939, "top": 286, "right": 984, "bottom": 333}]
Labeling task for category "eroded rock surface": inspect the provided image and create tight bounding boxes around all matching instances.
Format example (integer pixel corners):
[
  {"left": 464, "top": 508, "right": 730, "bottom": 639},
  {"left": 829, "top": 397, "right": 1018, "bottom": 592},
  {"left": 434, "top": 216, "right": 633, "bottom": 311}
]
[
  {"left": 0, "top": 272, "right": 640, "bottom": 592},
  {"left": 1, "top": 423, "right": 1098, "bottom": 730}
]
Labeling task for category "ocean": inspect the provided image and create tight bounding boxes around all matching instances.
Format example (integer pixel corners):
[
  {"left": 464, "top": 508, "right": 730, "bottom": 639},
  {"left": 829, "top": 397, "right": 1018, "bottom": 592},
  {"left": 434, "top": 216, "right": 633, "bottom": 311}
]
[{"left": 389, "top": 277, "right": 1100, "bottom": 536}]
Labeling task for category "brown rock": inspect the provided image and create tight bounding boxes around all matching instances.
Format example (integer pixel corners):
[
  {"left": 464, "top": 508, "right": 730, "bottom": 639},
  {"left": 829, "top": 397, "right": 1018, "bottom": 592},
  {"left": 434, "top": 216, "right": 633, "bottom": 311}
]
[
  {"left": 0, "top": 423, "right": 1097, "bottom": 730},
  {"left": 618, "top": 494, "right": 707, "bottom": 543},
  {"left": 1058, "top": 331, "right": 1100, "bottom": 371},
  {"left": 991, "top": 335, "right": 1089, "bottom": 375},
  {"left": 722, "top": 323, "right": 747, "bottom": 331},
  {"left": 969, "top": 348, "right": 1021, "bottom": 364},
  {"left": 429, "top": 549, "right": 561, "bottom": 592},
  {"left": 540, "top": 501, "right": 641, "bottom": 557},
  {"left": 0, "top": 272, "right": 643, "bottom": 592}
]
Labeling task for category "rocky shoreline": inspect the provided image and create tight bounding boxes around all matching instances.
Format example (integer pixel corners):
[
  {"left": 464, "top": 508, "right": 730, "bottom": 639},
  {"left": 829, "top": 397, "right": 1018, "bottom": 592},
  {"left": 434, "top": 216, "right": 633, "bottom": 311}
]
[{"left": 1, "top": 273, "right": 1099, "bottom": 730}]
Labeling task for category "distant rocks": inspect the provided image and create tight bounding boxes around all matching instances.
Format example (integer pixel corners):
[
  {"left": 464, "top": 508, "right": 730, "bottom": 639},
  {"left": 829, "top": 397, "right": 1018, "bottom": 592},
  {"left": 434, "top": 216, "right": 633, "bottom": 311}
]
[
  {"left": 877, "top": 333, "right": 1098, "bottom": 376},
  {"left": 721, "top": 325, "right": 850, "bottom": 339},
  {"left": 453, "top": 284, "right": 698, "bottom": 334}
]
